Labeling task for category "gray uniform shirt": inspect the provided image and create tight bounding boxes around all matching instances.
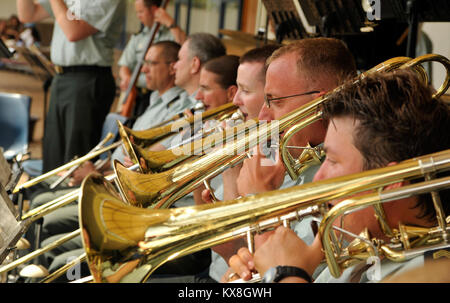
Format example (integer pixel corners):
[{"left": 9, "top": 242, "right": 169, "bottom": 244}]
[
  {"left": 38, "top": 0, "right": 125, "bottom": 66},
  {"left": 111, "top": 86, "right": 195, "bottom": 164},
  {"left": 118, "top": 26, "right": 174, "bottom": 88}
]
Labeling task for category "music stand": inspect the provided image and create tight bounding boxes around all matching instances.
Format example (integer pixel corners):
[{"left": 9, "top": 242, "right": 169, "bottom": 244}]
[
  {"left": 0, "top": 39, "right": 14, "bottom": 59},
  {"left": 262, "top": 0, "right": 310, "bottom": 43},
  {"left": 376, "top": 0, "right": 450, "bottom": 57},
  {"left": 0, "top": 151, "right": 28, "bottom": 265},
  {"left": 296, "top": 0, "right": 366, "bottom": 37}
]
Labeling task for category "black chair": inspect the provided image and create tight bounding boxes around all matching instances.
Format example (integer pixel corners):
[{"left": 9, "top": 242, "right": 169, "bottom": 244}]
[{"left": 0, "top": 92, "right": 31, "bottom": 161}]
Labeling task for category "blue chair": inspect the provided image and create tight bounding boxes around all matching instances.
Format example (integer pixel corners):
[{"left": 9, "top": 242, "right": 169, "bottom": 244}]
[{"left": 0, "top": 92, "right": 31, "bottom": 161}]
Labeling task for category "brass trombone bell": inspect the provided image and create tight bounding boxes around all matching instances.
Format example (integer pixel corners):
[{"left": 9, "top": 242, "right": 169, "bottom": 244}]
[
  {"left": 112, "top": 55, "right": 436, "bottom": 208},
  {"left": 79, "top": 149, "right": 450, "bottom": 283}
]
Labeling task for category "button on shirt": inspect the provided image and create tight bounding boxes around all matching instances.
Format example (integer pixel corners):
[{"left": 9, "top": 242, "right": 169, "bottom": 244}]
[
  {"left": 38, "top": 0, "right": 126, "bottom": 66},
  {"left": 118, "top": 26, "right": 174, "bottom": 88}
]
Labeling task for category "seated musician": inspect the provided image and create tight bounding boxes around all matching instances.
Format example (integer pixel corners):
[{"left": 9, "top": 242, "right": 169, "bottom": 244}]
[
  {"left": 226, "top": 69, "right": 450, "bottom": 283},
  {"left": 23, "top": 40, "right": 198, "bottom": 280},
  {"left": 118, "top": 0, "right": 186, "bottom": 117},
  {"left": 204, "top": 38, "right": 357, "bottom": 282},
  {"left": 31, "top": 38, "right": 234, "bottom": 282}
]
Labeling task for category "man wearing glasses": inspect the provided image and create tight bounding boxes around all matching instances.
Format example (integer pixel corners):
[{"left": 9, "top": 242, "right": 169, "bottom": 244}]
[
  {"left": 221, "top": 38, "right": 357, "bottom": 282},
  {"left": 237, "top": 38, "right": 357, "bottom": 197}
]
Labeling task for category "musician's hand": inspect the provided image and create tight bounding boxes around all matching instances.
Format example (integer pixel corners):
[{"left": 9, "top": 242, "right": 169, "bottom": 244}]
[
  {"left": 253, "top": 226, "right": 323, "bottom": 281},
  {"left": 154, "top": 8, "right": 174, "bottom": 28},
  {"left": 123, "top": 156, "right": 134, "bottom": 168},
  {"left": 227, "top": 247, "right": 255, "bottom": 282},
  {"left": 183, "top": 108, "right": 194, "bottom": 118},
  {"left": 200, "top": 188, "right": 213, "bottom": 204},
  {"left": 222, "top": 163, "right": 242, "bottom": 200},
  {"left": 222, "top": 231, "right": 273, "bottom": 281},
  {"left": 120, "top": 74, "right": 130, "bottom": 91},
  {"left": 237, "top": 146, "right": 286, "bottom": 196},
  {"left": 69, "top": 161, "right": 97, "bottom": 186}
]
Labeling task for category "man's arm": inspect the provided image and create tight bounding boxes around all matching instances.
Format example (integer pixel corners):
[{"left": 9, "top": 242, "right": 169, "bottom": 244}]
[
  {"left": 154, "top": 8, "right": 186, "bottom": 44},
  {"left": 49, "top": 0, "right": 98, "bottom": 42},
  {"left": 119, "top": 65, "right": 132, "bottom": 91},
  {"left": 17, "top": 0, "right": 51, "bottom": 23}
]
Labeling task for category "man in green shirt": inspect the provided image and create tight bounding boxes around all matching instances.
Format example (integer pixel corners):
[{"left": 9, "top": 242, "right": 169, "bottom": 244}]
[{"left": 17, "top": 0, "right": 126, "bottom": 173}]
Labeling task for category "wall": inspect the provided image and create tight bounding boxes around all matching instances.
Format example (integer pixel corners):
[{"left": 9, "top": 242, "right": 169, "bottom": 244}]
[{"left": 422, "top": 22, "right": 450, "bottom": 91}]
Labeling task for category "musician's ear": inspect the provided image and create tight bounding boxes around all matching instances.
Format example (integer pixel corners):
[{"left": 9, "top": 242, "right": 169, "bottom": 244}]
[
  {"left": 169, "top": 61, "right": 176, "bottom": 76},
  {"left": 227, "top": 85, "right": 238, "bottom": 102},
  {"left": 190, "top": 56, "right": 201, "bottom": 74}
]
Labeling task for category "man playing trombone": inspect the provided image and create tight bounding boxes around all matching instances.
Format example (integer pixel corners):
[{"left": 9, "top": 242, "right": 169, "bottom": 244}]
[
  {"left": 227, "top": 69, "right": 450, "bottom": 283},
  {"left": 204, "top": 38, "right": 357, "bottom": 282},
  {"left": 23, "top": 40, "right": 196, "bottom": 281}
]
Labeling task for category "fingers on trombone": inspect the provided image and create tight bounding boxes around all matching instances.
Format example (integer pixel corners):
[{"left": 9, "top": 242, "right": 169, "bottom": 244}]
[
  {"left": 201, "top": 189, "right": 213, "bottom": 204},
  {"left": 228, "top": 247, "right": 254, "bottom": 281}
]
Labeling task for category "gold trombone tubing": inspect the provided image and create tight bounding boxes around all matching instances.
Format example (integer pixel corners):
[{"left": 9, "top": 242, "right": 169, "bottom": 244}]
[
  {"left": 40, "top": 253, "right": 86, "bottom": 283},
  {"left": 280, "top": 53, "right": 449, "bottom": 181},
  {"left": 20, "top": 173, "right": 118, "bottom": 224},
  {"left": 0, "top": 229, "right": 80, "bottom": 275},
  {"left": 124, "top": 109, "right": 246, "bottom": 174},
  {"left": 320, "top": 176, "right": 450, "bottom": 278},
  {"left": 13, "top": 139, "right": 121, "bottom": 194},
  {"left": 146, "top": 101, "right": 205, "bottom": 129},
  {"left": 79, "top": 149, "right": 450, "bottom": 282},
  {"left": 0, "top": 167, "right": 133, "bottom": 276},
  {"left": 118, "top": 102, "right": 237, "bottom": 150},
  {"left": 119, "top": 104, "right": 244, "bottom": 173},
  {"left": 112, "top": 55, "right": 421, "bottom": 208}
]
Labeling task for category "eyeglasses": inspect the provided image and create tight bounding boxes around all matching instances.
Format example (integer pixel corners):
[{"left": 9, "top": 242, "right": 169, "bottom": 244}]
[
  {"left": 264, "top": 90, "right": 320, "bottom": 108},
  {"left": 143, "top": 60, "right": 172, "bottom": 67}
]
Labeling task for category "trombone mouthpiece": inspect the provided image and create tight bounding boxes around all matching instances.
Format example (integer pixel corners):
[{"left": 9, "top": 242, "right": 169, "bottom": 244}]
[{"left": 193, "top": 101, "right": 205, "bottom": 112}]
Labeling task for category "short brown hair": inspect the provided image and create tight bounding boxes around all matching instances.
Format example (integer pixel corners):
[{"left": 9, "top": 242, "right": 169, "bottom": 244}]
[
  {"left": 142, "top": 0, "right": 161, "bottom": 7},
  {"left": 153, "top": 40, "right": 180, "bottom": 62},
  {"left": 203, "top": 55, "right": 240, "bottom": 89},
  {"left": 321, "top": 69, "right": 450, "bottom": 222},
  {"left": 239, "top": 44, "right": 282, "bottom": 82},
  {"left": 267, "top": 37, "right": 357, "bottom": 88}
]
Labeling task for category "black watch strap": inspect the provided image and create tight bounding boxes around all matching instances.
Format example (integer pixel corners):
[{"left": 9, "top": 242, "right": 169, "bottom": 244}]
[{"left": 274, "top": 266, "right": 312, "bottom": 283}]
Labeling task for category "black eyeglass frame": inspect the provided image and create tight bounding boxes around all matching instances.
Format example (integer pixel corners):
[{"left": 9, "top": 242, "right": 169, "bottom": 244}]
[{"left": 264, "top": 90, "right": 320, "bottom": 108}]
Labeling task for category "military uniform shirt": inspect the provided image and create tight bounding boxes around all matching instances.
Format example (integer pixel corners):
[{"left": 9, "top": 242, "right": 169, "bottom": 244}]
[
  {"left": 111, "top": 86, "right": 195, "bottom": 164},
  {"left": 118, "top": 26, "right": 174, "bottom": 88},
  {"left": 38, "top": 0, "right": 125, "bottom": 66}
]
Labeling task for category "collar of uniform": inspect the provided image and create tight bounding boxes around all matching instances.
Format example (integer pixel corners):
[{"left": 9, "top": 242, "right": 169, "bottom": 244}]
[{"left": 151, "top": 86, "right": 184, "bottom": 108}]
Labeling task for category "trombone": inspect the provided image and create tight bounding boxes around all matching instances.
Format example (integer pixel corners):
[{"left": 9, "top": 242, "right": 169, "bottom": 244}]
[
  {"left": 112, "top": 54, "right": 447, "bottom": 209},
  {"left": 119, "top": 104, "right": 244, "bottom": 174},
  {"left": 78, "top": 149, "right": 450, "bottom": 282},
  {"left": 12, "top": 132, "right": 121, "bottom": 194}
]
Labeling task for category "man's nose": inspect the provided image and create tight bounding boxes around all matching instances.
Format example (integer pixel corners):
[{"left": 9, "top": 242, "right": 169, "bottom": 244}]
[{"left": 258, "top": 103, "right": 272, "bottom": 121}]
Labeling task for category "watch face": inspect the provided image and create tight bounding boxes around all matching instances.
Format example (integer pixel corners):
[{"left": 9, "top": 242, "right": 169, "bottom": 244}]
[{"left": 262, "top": 267, "right": 277, "bottom": 283}]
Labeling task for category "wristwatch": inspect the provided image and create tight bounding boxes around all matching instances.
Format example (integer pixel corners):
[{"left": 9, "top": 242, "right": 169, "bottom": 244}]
[{"left": 261, "top": 266, "right": 312, "bottom": 283}]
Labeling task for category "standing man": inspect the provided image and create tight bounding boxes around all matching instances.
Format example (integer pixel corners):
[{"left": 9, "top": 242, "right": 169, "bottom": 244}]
[
  {"left": 17, "top": 0, "right": 126, "bottom": 173},
  {"left": 118, "top": 0, "right": 186, "bottom": 117}
]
